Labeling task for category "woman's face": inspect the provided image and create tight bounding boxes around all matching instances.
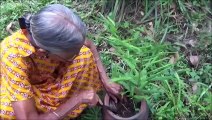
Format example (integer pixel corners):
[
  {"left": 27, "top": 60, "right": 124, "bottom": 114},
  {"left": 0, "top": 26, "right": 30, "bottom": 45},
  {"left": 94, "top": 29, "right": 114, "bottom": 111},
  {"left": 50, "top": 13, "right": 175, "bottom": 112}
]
[
  {"left": 28, "top": 31, "right": 83, "bottom": 62},
  {"left": 47, "top": 48, "right": 81, "bottom": 62},
  {"left": 33, "top": 40, "right": 82, "bottom": 62}
]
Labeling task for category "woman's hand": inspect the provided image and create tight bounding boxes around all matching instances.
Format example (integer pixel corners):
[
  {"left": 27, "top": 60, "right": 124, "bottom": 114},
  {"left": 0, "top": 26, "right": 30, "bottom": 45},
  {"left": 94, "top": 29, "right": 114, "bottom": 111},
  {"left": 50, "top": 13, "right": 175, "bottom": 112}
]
[
  {"left": 80, "top": 89, "right": 100, "bottom": 107},
  {"left": 104, "top": 82, "right": 122, "bottom": 96},
  {"left": 104, "top": 82, "right": 122, "bottom": 102}
]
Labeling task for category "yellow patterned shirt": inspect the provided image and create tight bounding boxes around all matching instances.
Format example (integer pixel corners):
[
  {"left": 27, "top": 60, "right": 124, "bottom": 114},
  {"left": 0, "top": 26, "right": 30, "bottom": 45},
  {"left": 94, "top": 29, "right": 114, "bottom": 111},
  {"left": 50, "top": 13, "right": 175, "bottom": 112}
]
[{"left": 0, "top": 30, "right": 101, "bottom": 119}]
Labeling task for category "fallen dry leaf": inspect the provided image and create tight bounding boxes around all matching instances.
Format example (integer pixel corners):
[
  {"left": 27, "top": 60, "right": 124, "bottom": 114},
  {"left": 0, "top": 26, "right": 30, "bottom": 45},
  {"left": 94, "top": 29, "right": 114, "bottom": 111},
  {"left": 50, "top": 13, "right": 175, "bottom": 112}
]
[
  {"left": 140, "top": 11, "right": 144, "bottom": 16},
  {"left": 169, "top": 55, "right": 175, "bottom": 64},
  {"left": 188, "top": 39, "right": 197, "bottom": 47},
  {"left": 174, "top": 52, "right": 179, "bottom": 61},
  {"left": 174, "top": 42, "right": 187, "bottom": 49},
  {"left": 145, "top": 22, "right": 154, "bottom": 36},
  {"left": 189, "top": 55, "right": 199, "bottom": 67},
  {"left": 109, "top": 47, "right": 116, "bottom": 52},
  {"left": 192, "top": 83, "right": 198, "bottom": 93},
  {"left": 192, "top": 23, "right": 200, "bottom": 32},
  {"left": 6, "top": 22, "right": 15, "bottom": 34},
  {"left": 148, "top": 22, "right": 154, "bottom": 33},
  {"left": 169, "top": 52, "right": 179, "bottom": 64}
]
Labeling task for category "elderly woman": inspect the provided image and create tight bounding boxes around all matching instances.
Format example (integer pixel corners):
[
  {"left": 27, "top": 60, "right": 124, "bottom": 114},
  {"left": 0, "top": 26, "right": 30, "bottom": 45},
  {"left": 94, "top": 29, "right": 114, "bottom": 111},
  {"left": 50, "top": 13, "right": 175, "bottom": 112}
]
[{"left": 0, "top": 4, "right": 121, "bottom": 119}]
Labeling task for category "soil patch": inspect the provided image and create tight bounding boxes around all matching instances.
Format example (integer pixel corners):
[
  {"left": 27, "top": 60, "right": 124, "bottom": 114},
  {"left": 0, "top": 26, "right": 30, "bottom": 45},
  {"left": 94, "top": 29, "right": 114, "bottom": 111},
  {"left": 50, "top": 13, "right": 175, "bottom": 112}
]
[{"left": 109, "top": 97, "right": 140, "bottom": 118}]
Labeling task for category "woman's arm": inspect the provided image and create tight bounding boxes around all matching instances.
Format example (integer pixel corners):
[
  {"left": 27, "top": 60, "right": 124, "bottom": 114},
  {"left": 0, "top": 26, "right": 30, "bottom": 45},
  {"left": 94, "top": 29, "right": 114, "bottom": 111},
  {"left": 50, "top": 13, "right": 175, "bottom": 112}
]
[
  {"left": 84, "top": 39, "right": 109, "bottom": 85},
  {"left": 12, "top": 89, "right": 98, "bottom": 120},
  {"left": 84, "top": 39, "right": 121, "bottom": 98}
]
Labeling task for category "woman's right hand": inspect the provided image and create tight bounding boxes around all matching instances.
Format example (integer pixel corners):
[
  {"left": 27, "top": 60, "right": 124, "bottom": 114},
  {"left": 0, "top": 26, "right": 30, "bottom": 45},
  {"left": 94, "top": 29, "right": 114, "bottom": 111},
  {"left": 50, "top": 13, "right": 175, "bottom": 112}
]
[{"left": 79, "top": 89, "right": 100, "bottom": 107}]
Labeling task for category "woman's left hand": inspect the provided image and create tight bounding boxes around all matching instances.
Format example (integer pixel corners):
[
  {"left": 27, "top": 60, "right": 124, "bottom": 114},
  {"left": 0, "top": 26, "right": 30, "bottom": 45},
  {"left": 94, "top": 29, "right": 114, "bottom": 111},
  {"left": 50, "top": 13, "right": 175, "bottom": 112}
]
[{"left": 104, "top": 82, "right": 122, "bottom": 102}]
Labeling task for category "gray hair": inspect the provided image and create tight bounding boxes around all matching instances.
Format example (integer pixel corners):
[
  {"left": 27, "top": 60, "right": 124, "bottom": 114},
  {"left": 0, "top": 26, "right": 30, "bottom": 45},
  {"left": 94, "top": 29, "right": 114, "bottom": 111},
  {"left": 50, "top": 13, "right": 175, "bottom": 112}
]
[{"left": 30, "top": 4, "right": 86, "bottom": 52}]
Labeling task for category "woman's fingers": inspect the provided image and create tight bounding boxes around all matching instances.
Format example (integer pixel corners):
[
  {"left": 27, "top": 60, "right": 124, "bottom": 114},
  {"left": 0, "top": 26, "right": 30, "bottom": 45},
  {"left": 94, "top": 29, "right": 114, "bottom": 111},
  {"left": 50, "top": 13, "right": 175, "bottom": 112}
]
[
  {"left": 105, "top": 83, "right": 122, "bottom": 99},
  {"left": 98, "top": 96, "right": 103, "bottom": 105},
  {"left": 87, "top": 93, "right": 100, "bottom": 107},
  {"left": 107, "top": 83, "right": 124, "bottom": 103},
  {"left": 108, "top": 93, "right": 118, "bottom": 103},
  {"left": 80, "top": 89, "right": 101, "bottom": 107}
]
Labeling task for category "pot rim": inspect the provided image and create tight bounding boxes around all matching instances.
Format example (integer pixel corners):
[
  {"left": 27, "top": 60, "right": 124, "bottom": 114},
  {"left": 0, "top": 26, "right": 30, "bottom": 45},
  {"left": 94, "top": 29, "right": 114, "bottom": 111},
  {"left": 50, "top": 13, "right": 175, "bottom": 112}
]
[{"left": 104, "top": 94, "right": 148, "bottom": 120}]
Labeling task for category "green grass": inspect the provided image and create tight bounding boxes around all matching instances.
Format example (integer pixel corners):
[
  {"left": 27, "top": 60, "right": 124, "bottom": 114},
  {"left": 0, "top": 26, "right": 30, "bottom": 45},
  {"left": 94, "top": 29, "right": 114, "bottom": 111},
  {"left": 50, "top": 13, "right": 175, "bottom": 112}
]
[
  {"left": 77, "top": 107, "right": 102, "bottom": 120},
  {"left": 99, "top": 13, "right": 211, "bottom": 119},
  {"left": 1, "top": 0, "right": 211, "bottom": 119}
]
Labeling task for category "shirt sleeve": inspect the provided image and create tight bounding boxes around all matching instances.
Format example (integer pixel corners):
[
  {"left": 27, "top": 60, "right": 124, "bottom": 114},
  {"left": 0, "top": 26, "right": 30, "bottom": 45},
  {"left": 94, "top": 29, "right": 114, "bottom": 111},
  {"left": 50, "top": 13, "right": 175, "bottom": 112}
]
[
  {"left": 1, "top": 56, "right": 33, "bottom": 101},
  {"left": 0, "top": 34, "right": 34, "bottom": 102}
]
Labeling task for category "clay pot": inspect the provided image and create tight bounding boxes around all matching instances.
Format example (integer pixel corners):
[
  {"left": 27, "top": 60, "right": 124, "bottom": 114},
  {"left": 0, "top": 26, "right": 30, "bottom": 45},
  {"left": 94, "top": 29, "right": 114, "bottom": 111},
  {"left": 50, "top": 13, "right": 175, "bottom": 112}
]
[{"left": 103, "top": 94, "right": 149, "bottom": 120}]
